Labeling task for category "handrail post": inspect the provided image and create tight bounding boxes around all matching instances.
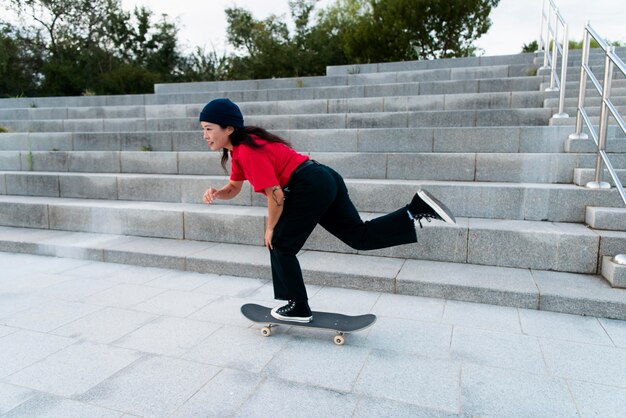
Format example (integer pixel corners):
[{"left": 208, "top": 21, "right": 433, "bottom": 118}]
[
  {"left": 552, "top": 22, "right": 569, "bottom": 118},
  {"left": 569, "top": 24, "right": 590, "bottom": 139},
  {"left": 548, "top": 17, "right": 559, "bottom": 91},
  {"left": 542, "top": 6, "right": 552, "bottom": 69},
  {"left": 586, "top": 46, "right": 614, "bottom": 190},
  {"left": 538, "top": 0, "right": 546, "bottom": 52}
]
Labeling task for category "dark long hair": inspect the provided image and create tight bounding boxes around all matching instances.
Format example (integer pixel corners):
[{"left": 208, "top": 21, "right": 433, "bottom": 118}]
[{"left": 220, "top": 126, "right": 292, "bottom": 173}]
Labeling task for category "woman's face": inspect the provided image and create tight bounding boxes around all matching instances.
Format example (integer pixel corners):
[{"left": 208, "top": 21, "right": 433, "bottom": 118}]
[{"left": 201, "top": 122, "right": 234, "bottom": 151}]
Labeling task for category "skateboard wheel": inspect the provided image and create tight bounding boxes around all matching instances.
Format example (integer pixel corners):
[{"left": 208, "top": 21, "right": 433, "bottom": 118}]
[
  {"left": 261, "top": 327, "right": 272, "bottom": 337},
  {"left": 333, "top": 335, "right": 345, "bottom": 345}
]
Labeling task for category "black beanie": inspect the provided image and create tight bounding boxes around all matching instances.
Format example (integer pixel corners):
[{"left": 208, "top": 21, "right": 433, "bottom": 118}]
[{"left": 199, "top": 98, "right": 244, "bottom": 128}]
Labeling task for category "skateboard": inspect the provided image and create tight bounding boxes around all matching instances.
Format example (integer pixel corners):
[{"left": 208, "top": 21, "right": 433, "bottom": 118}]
[{"left": 240, "top": 303, "right": 377, "bottom": 345}]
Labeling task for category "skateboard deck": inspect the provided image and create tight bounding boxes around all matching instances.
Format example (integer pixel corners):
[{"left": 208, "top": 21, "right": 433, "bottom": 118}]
[{"left": 241, "top": 303, "right": 376, "bottom": 345}]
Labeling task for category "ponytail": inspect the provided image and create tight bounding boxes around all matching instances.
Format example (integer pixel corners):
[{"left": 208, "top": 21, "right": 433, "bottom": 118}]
[{"left": 220, "top": 126, "right": 291, "bottom": 174}]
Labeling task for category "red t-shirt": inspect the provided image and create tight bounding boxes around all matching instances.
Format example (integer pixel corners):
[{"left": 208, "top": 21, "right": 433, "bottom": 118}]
[{"left": 230, "top": 135, "right": 309, "bottom": 194}]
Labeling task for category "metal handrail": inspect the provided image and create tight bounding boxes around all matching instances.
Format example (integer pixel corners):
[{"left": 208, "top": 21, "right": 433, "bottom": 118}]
[
  {"left": 568, "top": 23, "right": 626, "bottom": 266},
  {"left": 538, "top": 0, "right": 569, "bottom": 118}
]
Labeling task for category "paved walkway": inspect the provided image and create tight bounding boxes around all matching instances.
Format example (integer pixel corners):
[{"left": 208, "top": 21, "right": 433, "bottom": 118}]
[{"left": 0, "top": 252, "right": 625, "bottom": 418}]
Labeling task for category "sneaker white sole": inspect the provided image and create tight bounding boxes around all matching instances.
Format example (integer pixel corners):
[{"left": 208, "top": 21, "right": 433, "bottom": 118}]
[
  {"left": 417, "top": 189, "right": 456, "bottom": 225},
  {"left": 270, "top": 308, "right": 313, "bottom": 323}
]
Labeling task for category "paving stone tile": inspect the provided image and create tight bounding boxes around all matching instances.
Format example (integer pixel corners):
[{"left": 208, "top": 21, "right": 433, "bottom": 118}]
[
  {"left": 540, "top": 339, "right": 626, "bottom": 388},
  {"left": 519, "top": 308, "right": 614, "bottom": 345},
  {"left": 78, "top": 356, "right": 220, "bottom": 418},
  {"left": 460, "top": 363, "right": 578, "bottom": 417},
  {"left": 0, "top": 272, "right": 73, "bottom": 294},
  {"left": 113, "top": 317, "right": 221, "bottom": 357},
  {"left": 309, "top": 286, "right": 381, "bottom": 315},
  {"left": 362, "top": 317, "right": 452, "bottom": 358},
  {"left": 0, "top": 293, "right": 50, "bottom": 318},
  {"left": 599, "top": 317, "right": 626, "bottom": 348},
  {"left": 5, "top": 341, "right": 141, "bottom": 397},
  {"left": 132, "top": 290, "right": 217, "bottom": 317},
  {"left": 450, "top": 327, "right": 546, "bottom": 373},
  {"left": 183, "top": 325, "right": 290, "bottom": 373},
  {"left": 2, "top": 394, "right": 123, "bottom": 418},
  {"left": 81, "top": 283, "right": 166, "bottom": 308},
  {"left": 61, "top": 261, "right": 134, "bottom": 279},
  {"left": 262, "top": 337, "right": 370, "bottom": 391},
  {"left": 193, "top": 275, "right": 267, "bottom": 297},
  {"left": 1, "top": 300, "right": 101, "bottom": 332},
  {"left": 568, "top": 380, "right": 626, "bottom": 418},
  {"left": 33, "top": 277, "right": 117, "bottom": 301},
  {"left": 0, "top": 330, "right": 75, "bottom": 378},
  {"left": 371, "top": 293, "right": 445, "bottom": 322},
  {"left": 0, "top": 382, "right": 36, "bottom": 415},
  {"left": 0, "top": 325, "right": 18, "bottom": 338},
  {"left": 52, "top": 307, "right": 156, "bottom": 344},
  {"left": 236, "top": 377, "right": 359, "bottom": 418},
  {"left": 354, "top": 397, "right": 466, "bottom": 418},
  {"left": 104, "top": 265, "right": 173, "bottom": 284},
  {"left": 145, "top": 270, "right": 216, "bottom": 290},
  {"left": 443, "top": 300, "right": 521, "bottom": 332},
  {"left": 171, "top": 368, "right": 263, "bottom": 417},
  {"left": 188, "top": 296, "right": 255, "bottom": 327},
  {"left": 354, "top": 350, "right": 460, "bottom": 412}
]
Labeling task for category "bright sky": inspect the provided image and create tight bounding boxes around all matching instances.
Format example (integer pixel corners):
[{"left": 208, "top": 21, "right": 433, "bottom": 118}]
[{"left": 120, "top": 0, "right": 626, "bottom": 57}]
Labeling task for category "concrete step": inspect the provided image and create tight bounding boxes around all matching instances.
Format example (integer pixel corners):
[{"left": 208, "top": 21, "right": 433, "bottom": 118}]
[
  {"left": 566, "top": 138, "right": 626, "bottom": 153},
  {"left": 155, "top": 64, "right": 537, "bottom": 95},
  {"left": 0, "top": 195, "right": 614, "bottom": 275},
  {"left": 586, "top": 207, "right": 626, "bottom": 231},
  {"left": 1, "top": 174, "right": 624, "bottom": 223},
  {"left": 0, "top": 108, "right": 555, "bottom": 133},
  {"left": 601, "top": 256, "right": 626, "bottom": 288},
  {"left": 0, "top": 76, "right": 549, "bottom": 111},
  {"left": 0, "top": 91, "right": 553, "bottom": 122},
  {"left": 0, "top": 224, "right": 624, "bottom": 319},
  {"left": 327, "top": 52, "right": 538, "bottom": 75},
  {"left": 574, "top": 168, "right": 626, "bottom": 187},
  {"left": 0, "top": 126, "right": 580, "bottom": 154},
  {"left": 3, "top": 151, "right": 626, "bottom": 183}
]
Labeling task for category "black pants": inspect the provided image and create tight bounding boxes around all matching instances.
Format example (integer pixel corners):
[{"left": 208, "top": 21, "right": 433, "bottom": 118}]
[{"left": 270, "top": 161, "right": 417, "bottom": 301}]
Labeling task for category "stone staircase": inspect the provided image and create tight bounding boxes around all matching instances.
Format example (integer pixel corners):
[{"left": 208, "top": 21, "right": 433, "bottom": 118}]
[{"left": 1, "top": 50, "right": 625, "bottom": 319}]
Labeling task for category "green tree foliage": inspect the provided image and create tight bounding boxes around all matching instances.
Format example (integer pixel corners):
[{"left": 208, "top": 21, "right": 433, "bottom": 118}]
[{"left": 317, "top": 0, "right": 499, "bottom": 63}]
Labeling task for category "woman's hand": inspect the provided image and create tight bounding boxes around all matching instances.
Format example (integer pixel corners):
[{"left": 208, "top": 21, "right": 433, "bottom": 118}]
[
  {"left": 202, "top": 188, "right": 221, "bottom": 204},
  {"left": 264, "top": 228, "right": 274, "bottom": 249}
]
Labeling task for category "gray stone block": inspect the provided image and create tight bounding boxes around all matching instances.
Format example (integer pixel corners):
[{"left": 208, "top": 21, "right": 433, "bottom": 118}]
[
  {"left": 117, "top": 175, "right": 181, "bottom": 202},
  {"left": 62, "top": 119, "right": 103, "bottom": 132},
  {"left": 350, "top": 73, "right": 398, "bottom": 85},
  {"left": 451, "top": 65, "right": 509, "bottom": 80},
  {"left": 358, "top": 128, "right": 433, "bottom": 153},
  {"left": 290, "top": 114, "right": 345, "bottom": 130},
  {"left": 72, "top": 133, "right": 121, "bottom": 151},
  {"left": 29, "top": 133, "right": 73, "bottom": 151},
  {"left": 26, "top": 151, "right": 70, "bottom": 172},
  {"left": 0, "top": 199, "right": 49, "bottom": 229},
  {"left": 184, "top": 206, "right": 265, "bottom": 245},
  {"left": 433, "top": 127, "right": 520, "bottom": 153},
  {"left": 276, "top": 100, "right": 327, "bottom": 115},
  {"left": 172, "top": 131, "right": 205, "bottom": 151},
  {"left": 601, "top": 256, "right": 626, "bottom": 288},
  {"left": 59, "top": 174, "right": 118, "bottom": 199},
  {"left": 186, "top": 243, "right": 271, "bottom": 279},
  {"left": 329, "top": 98, "right": 384, "bottom": 113},
  {"left": 397, "top": 259, "right": 539, "bottom": 308},
  {"left": 467, "top": 218, "right": 599, "bottom": 273},
  {"left": 364, "top": 83, "right": 420, "bottom": 98},
  {"left": 443, "top": 92, "right": 511, "bottom": 110},
  {"left": 476, "top": 109, "right": 552, "bottom": 126},
  {"left": 244, "top": 115, "right": 290, "bottom": 130},
  {"left": 289, "top": 129, "right": 358, "bottom": 152},
  {"left": 475, "top": 153, "right": 578, "bottom": 183},
  {"left": 144, "top": 104, "right": 187, "bottom": 119},
  {"left": 103, "top": 118, "right": 146, "bottom": 132},
  {"left": 5, "top": 174, "right": 60, "bottom": 197},
  {"left": 311, "top": 152, "right": 387, "bottom": 179},
  {"left": 177, "top": 152, "right": 222, "bottom": 175},
  {"left": 478, "top": 77, "right": 544, "bottom": 93},
  {"left": 419, "top": 80, "right": 479, "bottom": 95},
  {"left": 401, "top": 96, "right": 445, "bottom": 112},
  {"left": 533, "top": 270, "right": 626, "bottom": 320},
  {"left": 48, "top": 201, "right": 184, "bottom": 238},
  {"left": 408, "top": 110, "right": 475, "bottom": 128},
  {"left": 586, "top": 207, "right": 626, "bottom": 231},
  {"left": 106, "top": 95, "right": 145, "bottom": 106},
  {"left": 0, "top": 152, "right": 22, "bottom": 170},
  {"left": 387, "top": 153, "right": 475, "bottom": 181},
  {"left": 68, "top": 151, "right": 120, "bottom": 173},
  {"left": 349, "top": 112, "right": 407, "bottom": 129},
  {"left": 120, "top": 152, "right": 178, "bottom": 174},
  {"left": 122, "top": 132, "right": 173, "bottom": 151}
]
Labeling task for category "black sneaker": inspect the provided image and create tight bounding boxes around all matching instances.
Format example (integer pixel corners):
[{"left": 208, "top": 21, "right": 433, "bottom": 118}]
[
  {"left": 271, "top": 301, "right": 313, "bottom": 323},
  {"left": 408, "top": 189, "right": 456, "bottom": 227}
]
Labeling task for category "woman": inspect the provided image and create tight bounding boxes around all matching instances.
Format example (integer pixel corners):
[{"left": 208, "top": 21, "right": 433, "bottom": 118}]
[{"left": 200, "top": 98, "right": 455, "bottom": 323}]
